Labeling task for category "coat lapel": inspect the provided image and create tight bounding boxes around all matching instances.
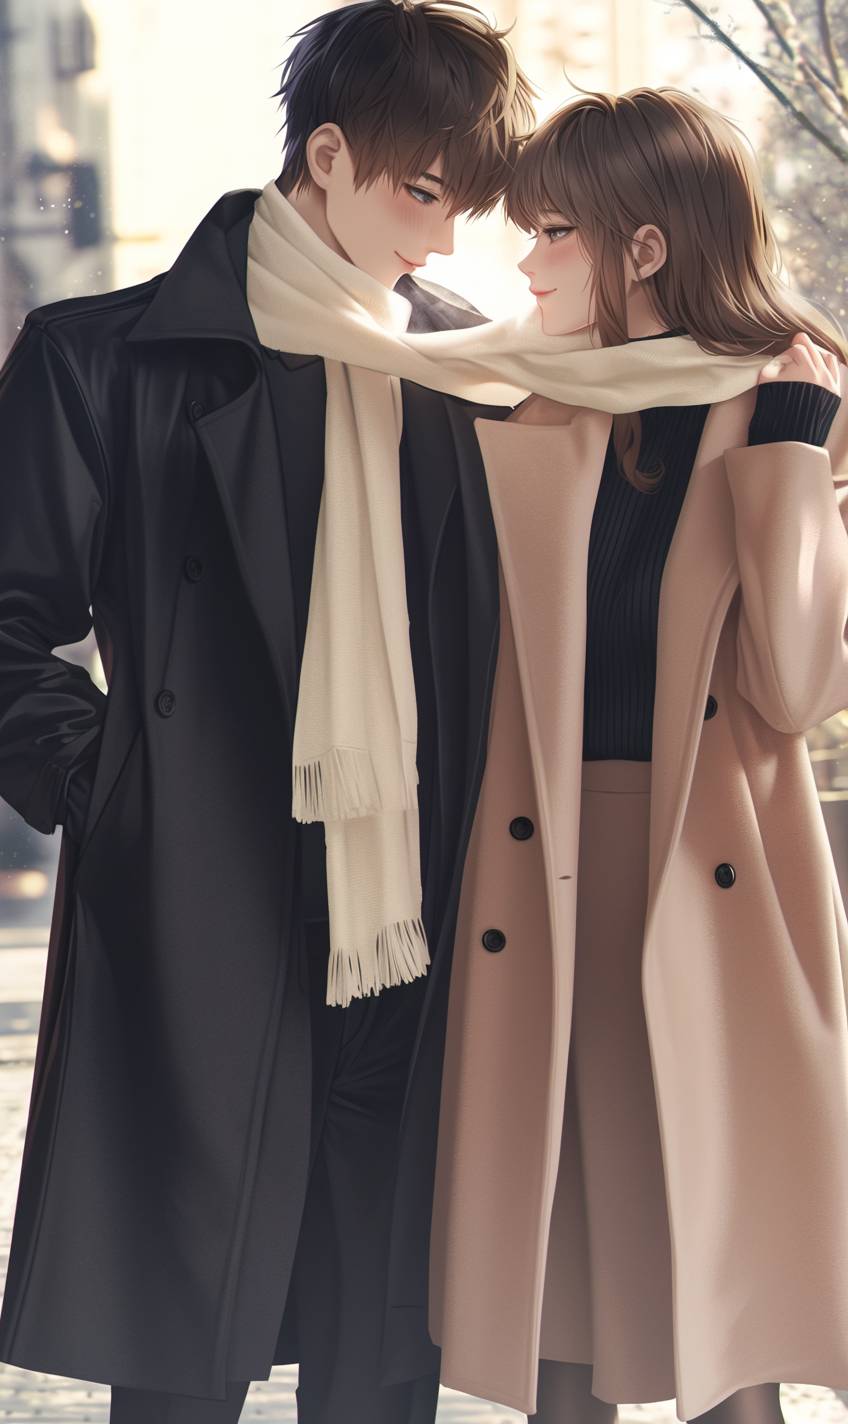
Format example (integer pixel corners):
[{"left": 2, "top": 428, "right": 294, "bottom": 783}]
[
  {"left": 446, "top": 399, "right": 506, "bottom": 849},
  {"left": 475, "top": 406, "right": 612, "bottom": 1033},
  {"left": 125, "top": 191, "right": 302, "bottom": 732},
  {"left": 191, "top": 376, "right": 301, "bottom": 731}
]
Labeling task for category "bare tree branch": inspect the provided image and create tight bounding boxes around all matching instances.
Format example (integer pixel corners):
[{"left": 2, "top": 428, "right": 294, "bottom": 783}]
[
  {"left": 749, "top": 0, "right": 796, "bottom": 59},
  {"left": 750, "top": 57, "right": 836, "bottom": 102},
  {"left": 748, "top": 0, "right": 846, "bottom": 111},
  {"left": 796, "top": 47, "right": 848, "bottom": 123},
  {"left": 817, "top": 0, "right": 848, "bottom": 107},
  {"left": 766, "top": 0, "right": 848, "bottom": 123},
  {"left": 675, "top": 0, "right": 848, "bottom": 162}
]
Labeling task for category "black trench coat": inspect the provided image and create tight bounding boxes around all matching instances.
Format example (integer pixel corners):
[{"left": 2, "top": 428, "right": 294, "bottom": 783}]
[{"left": 0, "top": 189, "right": 506, "bottom": 1398}]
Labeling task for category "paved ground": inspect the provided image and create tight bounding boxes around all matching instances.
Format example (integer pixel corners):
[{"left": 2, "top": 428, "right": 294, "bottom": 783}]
[{"left": 0, "top": 927, "right": 846, "bottom": 1423}]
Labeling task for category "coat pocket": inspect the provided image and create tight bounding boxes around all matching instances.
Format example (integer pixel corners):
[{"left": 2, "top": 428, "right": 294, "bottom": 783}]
[
  {"left": 61, "top": 756, "right": 97, "bottom": 848},
  {"left": 72, "top": 725, "right": 142, "bottom": 880}
]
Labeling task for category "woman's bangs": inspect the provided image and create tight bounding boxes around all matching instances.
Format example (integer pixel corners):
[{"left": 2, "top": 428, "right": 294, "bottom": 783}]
[{"left": 508, "top": 126, "right": 580, "bottom": 232}]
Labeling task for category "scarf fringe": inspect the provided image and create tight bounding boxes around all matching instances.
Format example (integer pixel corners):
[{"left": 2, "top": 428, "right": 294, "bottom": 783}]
[
  {"left": 326, "top": 915, "right": 431, "bottom": 1008},
  {"left": 293, "top": 746, "right": 380, "bottom": 822},
  {"left": 293, "top": 743, "right": 420, "bottom": 823}
]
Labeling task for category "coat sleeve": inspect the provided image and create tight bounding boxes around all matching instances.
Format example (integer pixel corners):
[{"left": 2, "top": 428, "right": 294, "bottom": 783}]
[
  {"left": 723, "top": 361, "right": 848, "bottom": 735},
  {"left": 0, "top": 317, "right": 109, "bottom": 834}
]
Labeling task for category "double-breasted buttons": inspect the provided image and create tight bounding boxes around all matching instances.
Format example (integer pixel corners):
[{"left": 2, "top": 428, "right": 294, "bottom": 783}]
[
  {"left": 714, "top": 862, "right": 736, "bottom": 889},
  {"left": 183, "top": 555, "right": 204, "bottom": 582},
  {"left": 483, "top": 819, "right": 533, "bottom": 954},
  {"left": 704, "top": 694, "right": 718, "bottom": 720},
  {"left": 155, "top": 689, "right": 177, "bottom": 718},
  {"left": 188, "top": 399, "right": 205, "bottom": 421}
]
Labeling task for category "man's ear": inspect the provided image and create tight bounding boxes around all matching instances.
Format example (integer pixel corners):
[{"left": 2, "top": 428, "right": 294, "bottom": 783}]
[
  {"left": 628, "top": 223, "right": 667, "bottom": 281},
  {"left": 304, "top": 122, "right": 352, "bottom": 192}
]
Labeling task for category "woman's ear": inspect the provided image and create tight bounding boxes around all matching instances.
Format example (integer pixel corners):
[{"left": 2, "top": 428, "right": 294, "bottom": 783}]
[
  {"left": 629, "top": 223, "right": 667, "bottom": 281},
  {"left": 304, "top": 122, "right": 351, "bottom": 192}
]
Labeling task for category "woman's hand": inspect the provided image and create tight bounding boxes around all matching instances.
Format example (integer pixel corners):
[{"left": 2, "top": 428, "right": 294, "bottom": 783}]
[{"left": 758, "top": 330, "right": 840, "bottom": 395}]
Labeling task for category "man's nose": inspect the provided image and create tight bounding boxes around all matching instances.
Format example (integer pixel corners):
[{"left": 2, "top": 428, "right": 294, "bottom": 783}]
[{"left": 429, "top": 213, "right": 455, "bottom": 258}]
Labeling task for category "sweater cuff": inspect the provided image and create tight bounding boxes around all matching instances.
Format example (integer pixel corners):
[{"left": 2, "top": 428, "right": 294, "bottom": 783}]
[{"left": 748, "top": 380, "right": 841, "bottom": 449}]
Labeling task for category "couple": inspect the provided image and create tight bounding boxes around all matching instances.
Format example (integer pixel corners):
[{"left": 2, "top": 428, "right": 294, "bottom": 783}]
[{"left": 1, "top": 2, "right": 847, "bottom": 1423}]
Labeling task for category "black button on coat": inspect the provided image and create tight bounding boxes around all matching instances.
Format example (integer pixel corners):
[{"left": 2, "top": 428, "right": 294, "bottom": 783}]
[
  {"left": 154, "top": 688, "right": 176, "bottom": 717},
  {"left": 0, "top": 189, "right": 509, "bottom": 1398}
]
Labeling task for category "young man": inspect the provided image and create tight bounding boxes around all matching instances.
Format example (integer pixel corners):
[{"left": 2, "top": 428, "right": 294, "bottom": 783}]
[{"left": 0, "top": 4, "right": 533, "bottom": 1421}]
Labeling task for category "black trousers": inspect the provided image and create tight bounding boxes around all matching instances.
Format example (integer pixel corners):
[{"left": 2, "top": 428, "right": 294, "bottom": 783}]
[{"left": 110, "top": 916, "right": 439, "bottom": 1424}]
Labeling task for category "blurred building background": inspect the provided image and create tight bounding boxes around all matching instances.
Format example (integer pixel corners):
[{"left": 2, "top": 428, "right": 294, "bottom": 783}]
[{"left": 0, "top": 0, "right": 112, "bottom": 342}]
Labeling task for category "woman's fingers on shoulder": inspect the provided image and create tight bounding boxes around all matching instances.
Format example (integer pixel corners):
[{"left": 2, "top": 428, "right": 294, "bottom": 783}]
[
  {"left": 792, "top": 331, "right": 841, "bottom": 392},
  {"left": 758, "top": 331, "right": 841, "bottom": 393}
]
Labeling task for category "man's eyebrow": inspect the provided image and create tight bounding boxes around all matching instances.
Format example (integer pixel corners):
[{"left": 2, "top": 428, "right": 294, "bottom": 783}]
[{"left": 418, "top": 171, "right": 444, "bottom": 186}]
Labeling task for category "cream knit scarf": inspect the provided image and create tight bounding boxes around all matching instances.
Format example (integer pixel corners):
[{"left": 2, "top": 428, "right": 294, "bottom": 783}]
[{"left": 246, "top": 177, "right": 769, "bottom": 1008}]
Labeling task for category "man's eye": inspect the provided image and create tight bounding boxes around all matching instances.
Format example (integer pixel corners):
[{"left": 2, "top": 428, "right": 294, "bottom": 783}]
[
  {"left": 406, "top": 185, "right": 439, "bottom": 206},
  {"left": 544, "top": 226, "right": 574, "bottom": 242}
]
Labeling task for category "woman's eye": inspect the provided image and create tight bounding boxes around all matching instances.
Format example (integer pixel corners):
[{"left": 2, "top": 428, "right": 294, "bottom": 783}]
[
  {"left": 406, "top": 185, "right": 439, "bottom": 206},
  {"left": 544, "top": 226, "right": 574, "bottom": 242}
]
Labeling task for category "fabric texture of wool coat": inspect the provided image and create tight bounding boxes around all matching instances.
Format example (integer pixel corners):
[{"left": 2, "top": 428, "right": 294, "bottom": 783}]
[
  {"left": 0, "top": 188, "right": 509, "bottom": 1398},
  {"left": 427, "top": 370, "right": 848, "bottom": 1421}
]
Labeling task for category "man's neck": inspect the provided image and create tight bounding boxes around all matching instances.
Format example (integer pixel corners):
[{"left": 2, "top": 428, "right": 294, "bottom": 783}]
[{"left": 275, "top": 174, "right": 353, "bottom": 268}]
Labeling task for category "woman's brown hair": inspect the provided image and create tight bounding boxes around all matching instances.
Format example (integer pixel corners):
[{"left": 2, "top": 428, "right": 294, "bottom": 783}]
[{"left": 507, "top": 86, "right": 848, "bottom": 490}]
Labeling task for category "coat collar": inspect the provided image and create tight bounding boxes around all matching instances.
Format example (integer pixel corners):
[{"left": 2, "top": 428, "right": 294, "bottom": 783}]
[
  {"left": 126, "top": 189, "right": 270, "bottom": 348},
  {"left": 126, "top": 187, "right": 321, "bottom": 371},
  {"left": 124, "top": 185, "right": 470, "bottom": 368}
]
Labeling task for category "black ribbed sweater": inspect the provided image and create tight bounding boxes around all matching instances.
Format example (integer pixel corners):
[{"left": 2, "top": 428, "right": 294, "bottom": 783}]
[{"left": 582, "top": 336, "right": 841, "bottom": 761}]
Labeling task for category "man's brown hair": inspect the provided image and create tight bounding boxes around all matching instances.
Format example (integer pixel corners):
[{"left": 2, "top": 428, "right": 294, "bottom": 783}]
[
  {"left": 507, "top": 86, "right": 847, "bottom": 489},
  {"left": 274, "top": 0, "right": 536, "bottom": 219}
]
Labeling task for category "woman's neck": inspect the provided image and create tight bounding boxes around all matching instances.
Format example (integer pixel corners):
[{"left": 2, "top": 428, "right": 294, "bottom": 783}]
[
  {"left": 625, "top": 286, "right": 669, "bottom": 339},
  {"left": 628, "top": 317, "right": 670, "bottom": 338}
]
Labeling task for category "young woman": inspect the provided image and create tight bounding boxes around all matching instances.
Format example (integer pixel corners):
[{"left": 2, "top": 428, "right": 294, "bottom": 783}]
[{"left": 425, "top": 88, "right": 848, "bottom": 1424}]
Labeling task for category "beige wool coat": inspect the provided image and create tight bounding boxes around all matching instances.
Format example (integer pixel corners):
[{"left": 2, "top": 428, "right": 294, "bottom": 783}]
[{"left": 427, "top": 369, "right": 848, "bottom": 1421}]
